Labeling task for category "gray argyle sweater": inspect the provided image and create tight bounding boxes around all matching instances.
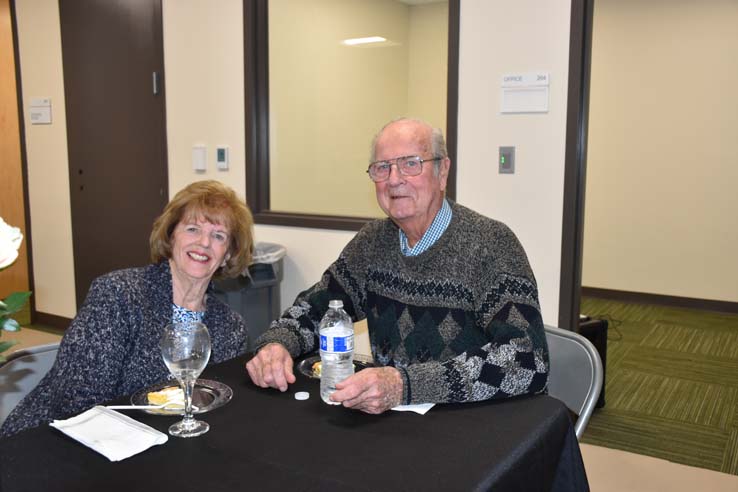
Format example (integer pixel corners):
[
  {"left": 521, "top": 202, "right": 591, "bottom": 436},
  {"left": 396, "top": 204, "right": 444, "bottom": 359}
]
[
  {"left": 1, "top": 261, "right": 247, "bottom": 438},
  {"left": 256, "top": 202, "right": 549, "bottom": 405}
]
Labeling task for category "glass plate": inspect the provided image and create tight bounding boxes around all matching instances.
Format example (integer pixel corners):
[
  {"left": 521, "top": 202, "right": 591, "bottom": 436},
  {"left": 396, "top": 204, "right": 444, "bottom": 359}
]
[
  {"left": 296, "top": 354, "right": 374, "bottom": 380},
  {"left": 130, "top": 379, "right": 233, "bottom": 415}
]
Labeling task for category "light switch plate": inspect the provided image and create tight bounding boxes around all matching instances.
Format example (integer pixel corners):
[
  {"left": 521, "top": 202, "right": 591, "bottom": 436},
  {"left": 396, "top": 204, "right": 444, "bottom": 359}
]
[
  {"left": 499, "top": 146, "right": 515, "bottom": 174},
  {"left": 192, "top": 145, "right": 207, "bottom": 172}
]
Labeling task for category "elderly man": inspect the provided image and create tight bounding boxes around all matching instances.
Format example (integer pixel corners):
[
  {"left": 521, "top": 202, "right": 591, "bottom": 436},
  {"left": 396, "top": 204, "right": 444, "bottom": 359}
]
[{"left": 246, "top": 118, "right": 548, "bottom": 413}]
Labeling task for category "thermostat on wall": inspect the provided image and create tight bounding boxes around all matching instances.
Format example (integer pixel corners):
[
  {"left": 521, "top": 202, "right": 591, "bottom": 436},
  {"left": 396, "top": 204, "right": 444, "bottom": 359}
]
[{"left": 216, "top": 146, "right": 229, "bottom": 171}]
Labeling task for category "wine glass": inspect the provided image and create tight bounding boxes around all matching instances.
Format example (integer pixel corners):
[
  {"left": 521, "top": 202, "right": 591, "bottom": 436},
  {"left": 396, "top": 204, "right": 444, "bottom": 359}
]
[{"left": 160, "top": 321, "right": 212, "bottom": 438}]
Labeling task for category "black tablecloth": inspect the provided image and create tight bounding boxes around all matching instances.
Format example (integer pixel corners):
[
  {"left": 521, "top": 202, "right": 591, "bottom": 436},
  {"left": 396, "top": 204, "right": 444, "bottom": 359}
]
[{"left": 0, "top": 357, "right": 588, "bottom": 491}]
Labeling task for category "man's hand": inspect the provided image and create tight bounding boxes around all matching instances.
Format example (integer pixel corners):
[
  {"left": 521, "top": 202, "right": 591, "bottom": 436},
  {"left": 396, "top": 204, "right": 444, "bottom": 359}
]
[
  {"left": 245, "top": 343, "right": 296, "bottom": 392},
  {"left": 330, "top": 367, "right": 403, "bottom": 414}
]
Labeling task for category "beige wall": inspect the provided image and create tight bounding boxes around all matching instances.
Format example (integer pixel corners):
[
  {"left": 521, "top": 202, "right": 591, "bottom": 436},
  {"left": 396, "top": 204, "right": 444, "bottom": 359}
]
[
  {"left": 456, "top": 0, "right": 572, "bottom": 322},
  {"left": 17, "top": 0, "right": 574, "bottom": 327},
  {"left": 582, "top": 0, "right": 738, "bottom": 303},
  {"left": 14, "top": 0, "right": 76, "bottom": 318},
  {"left": 162, "top": 0, "right": 246, "bottom": 197}
]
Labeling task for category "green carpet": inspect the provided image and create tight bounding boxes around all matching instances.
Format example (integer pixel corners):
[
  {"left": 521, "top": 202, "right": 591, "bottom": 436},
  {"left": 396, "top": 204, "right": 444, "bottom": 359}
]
[{"left": 579, "top": 296, "right": 738, "bottom": 475}]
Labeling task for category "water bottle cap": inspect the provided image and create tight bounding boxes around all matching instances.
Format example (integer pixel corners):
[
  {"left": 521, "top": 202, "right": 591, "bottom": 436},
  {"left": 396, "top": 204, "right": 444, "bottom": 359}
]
[{"left": 328, "top": 299, "right": 343, "bottom": 309}]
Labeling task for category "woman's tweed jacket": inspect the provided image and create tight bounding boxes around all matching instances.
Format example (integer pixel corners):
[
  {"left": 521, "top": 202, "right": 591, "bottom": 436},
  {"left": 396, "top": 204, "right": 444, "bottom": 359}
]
[
  {"left": 1, "top": 261, "right": 246, "bottom": 437},
  {"left": 256, "top": 202, "right": 549, "bottom": 405}
]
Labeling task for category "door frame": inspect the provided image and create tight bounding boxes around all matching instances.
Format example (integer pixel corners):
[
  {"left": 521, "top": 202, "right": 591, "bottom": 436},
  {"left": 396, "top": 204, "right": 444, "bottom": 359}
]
[{"left": 558, "top": 0, "right": 594, "bottom": 330}]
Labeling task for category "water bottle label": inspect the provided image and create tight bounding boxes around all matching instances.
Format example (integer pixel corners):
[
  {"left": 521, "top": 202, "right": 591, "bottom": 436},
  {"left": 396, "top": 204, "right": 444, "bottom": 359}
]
[
  {"left": 334, "top": 334, "right": 353, "bottom": 352},
  {"left": 320, "top": 334, "right": 354, "bottom": 353}
]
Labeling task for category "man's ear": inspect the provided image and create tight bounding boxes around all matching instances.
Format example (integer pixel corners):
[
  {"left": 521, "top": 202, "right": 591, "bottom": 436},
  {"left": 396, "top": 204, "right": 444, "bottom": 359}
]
[{"left": 439, "top": 157, "right": 451, "bottom": 192}]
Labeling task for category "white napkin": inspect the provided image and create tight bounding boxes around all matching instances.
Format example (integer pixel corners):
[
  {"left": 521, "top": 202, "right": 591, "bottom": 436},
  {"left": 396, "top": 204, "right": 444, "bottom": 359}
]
[
  {"left": 391, "top": 403, "right": 435, "bottom": 415},
  {"left": 50, "top": 406, "right": 168, "bottom": 461}
]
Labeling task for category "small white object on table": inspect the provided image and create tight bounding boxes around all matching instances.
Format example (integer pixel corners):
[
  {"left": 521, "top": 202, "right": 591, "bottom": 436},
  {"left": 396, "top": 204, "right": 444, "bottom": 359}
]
[{"left": 391, "top": 403, "right": 435, "bottom": 415}]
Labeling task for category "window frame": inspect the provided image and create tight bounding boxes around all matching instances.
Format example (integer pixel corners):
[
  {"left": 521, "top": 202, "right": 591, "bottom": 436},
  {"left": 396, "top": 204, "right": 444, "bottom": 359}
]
[{"left": 243, "top": 0, "right": 460, "bottom": 231}]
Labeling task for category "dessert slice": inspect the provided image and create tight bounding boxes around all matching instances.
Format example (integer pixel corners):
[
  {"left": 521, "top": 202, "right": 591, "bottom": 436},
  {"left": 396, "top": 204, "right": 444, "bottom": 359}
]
[{"left": 147, "top": 386, "right": 185, "bottom": 408}]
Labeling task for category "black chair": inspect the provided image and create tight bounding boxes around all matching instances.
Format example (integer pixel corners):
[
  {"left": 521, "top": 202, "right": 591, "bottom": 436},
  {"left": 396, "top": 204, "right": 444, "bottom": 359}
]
[{"left": 0, "top": 342, "right": 59, "bottom": 425}]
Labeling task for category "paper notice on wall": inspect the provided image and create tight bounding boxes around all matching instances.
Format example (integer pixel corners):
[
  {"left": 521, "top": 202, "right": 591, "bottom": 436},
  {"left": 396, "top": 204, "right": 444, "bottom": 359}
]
[{"left": 30, "top": 98, "right": 52, "bottom": 124}]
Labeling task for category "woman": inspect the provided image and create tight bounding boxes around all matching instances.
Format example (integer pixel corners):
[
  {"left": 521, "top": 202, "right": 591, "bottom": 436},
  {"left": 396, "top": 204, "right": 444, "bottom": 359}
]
[{"left": 1, "top": 180, "right": 254, "bottom": 437}]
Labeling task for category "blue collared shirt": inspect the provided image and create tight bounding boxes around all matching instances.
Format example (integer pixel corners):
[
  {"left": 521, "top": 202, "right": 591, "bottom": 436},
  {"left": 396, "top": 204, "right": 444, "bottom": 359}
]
[{"left": 399, "top": 199, "right": 452, "bottom": 256}]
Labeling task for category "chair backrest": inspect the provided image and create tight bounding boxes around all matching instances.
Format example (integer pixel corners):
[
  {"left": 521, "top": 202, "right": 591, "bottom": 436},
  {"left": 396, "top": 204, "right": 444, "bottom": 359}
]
[
  {"left": 0, "top": 342, "right": 60, "bottom": 426},
  {"left": 544, "top": 324, "right": 603, "bottom": 440}
]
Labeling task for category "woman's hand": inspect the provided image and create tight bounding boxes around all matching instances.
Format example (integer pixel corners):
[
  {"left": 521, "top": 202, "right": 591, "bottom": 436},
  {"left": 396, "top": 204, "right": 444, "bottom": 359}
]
[{"left": 245, "top": 343, "right": 295, "bottom": 392}]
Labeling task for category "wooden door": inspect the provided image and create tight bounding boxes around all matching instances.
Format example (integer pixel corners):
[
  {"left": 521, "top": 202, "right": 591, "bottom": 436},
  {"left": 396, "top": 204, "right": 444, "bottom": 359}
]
[
  {"left": 0, "top": 0, "right": 30, "bottom": 302},
  {"left": 59, "top": 0, "right": 168, "bottom": 308}
]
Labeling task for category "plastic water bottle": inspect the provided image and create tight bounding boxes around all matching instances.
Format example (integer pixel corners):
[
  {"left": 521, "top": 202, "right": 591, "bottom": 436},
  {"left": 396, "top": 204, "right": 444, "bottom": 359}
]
[{"left": 319, "top": 300, "right": 354, "bottom": 405}]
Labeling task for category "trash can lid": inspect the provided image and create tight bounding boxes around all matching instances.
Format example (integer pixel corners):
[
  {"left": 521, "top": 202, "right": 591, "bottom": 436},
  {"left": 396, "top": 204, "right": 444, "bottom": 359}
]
[{"left": 251, "top": 242, "right": 286, "bottom": 264}]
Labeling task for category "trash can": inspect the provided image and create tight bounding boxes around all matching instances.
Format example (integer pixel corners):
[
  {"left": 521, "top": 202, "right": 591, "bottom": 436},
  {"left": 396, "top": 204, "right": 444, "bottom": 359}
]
[{"left": 213, "top": 242, "right": 286, "bottom": 349}]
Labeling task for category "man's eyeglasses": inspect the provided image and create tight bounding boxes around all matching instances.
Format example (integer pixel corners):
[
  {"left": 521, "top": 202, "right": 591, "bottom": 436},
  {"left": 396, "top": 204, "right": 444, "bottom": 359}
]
[{"left": 366, "top": 155, "right": 443, "bottom": 182}]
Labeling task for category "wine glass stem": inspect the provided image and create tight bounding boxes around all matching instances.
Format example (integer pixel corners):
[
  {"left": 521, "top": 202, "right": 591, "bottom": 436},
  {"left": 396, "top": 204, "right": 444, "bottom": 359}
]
[{"left": 183, "top": 378, "right": 196, "bottom": 422}]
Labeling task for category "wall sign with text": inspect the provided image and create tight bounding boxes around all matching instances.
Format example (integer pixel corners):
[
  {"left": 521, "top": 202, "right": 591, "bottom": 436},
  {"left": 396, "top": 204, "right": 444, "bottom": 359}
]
[{"left": 500, "top": 72, "right": 549, "bottom": 114}]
